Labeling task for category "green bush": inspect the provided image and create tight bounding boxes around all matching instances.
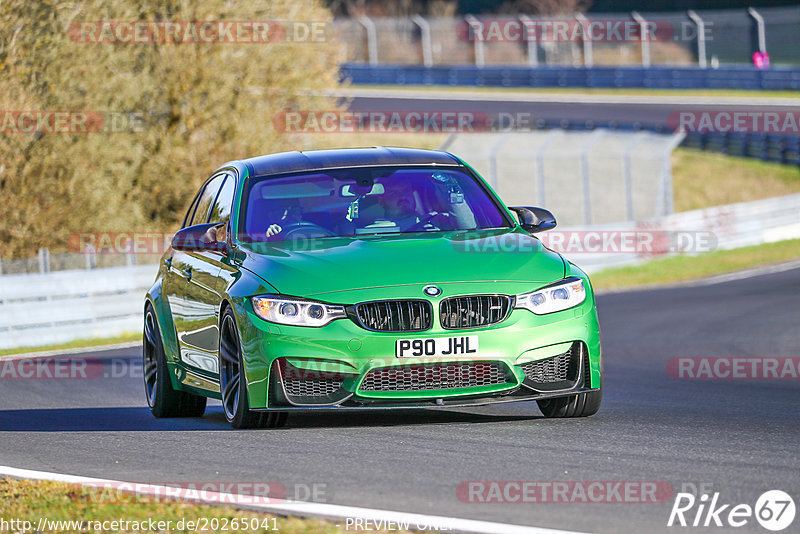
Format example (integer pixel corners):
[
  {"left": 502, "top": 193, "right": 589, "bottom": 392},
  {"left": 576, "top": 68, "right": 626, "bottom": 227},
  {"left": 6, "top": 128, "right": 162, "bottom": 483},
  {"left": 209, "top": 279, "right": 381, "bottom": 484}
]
[{"left": 0, "top": 0, "right": 342, "bottom": 258}]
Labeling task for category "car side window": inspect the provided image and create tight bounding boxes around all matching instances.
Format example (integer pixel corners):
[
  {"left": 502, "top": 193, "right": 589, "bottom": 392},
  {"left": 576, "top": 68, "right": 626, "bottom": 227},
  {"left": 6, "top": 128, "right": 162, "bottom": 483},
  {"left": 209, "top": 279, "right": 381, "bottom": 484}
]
[
  {"left": 190, "top": 174, "right": 226, "bottom": 226},
  {"left": 208, "top": 174, "right": 235, "bottom": 225},
  {"left": 182, "top": 188, "right": 204, "bottom": 229}
]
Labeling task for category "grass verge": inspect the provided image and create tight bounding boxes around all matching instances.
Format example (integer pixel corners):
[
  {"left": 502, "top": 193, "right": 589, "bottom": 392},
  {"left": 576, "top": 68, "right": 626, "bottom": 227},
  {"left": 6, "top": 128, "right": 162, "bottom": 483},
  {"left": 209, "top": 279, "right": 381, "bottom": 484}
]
[
  {"left": 0, "top": 332, "right": 141, "bottom": 358},
  {"left": 590, "top": 239, "right": 800, "bottom": 290},
  {"left": 5, "top": 241, "right": 799, "bottom": 357},
  {"left": 0, "top": 478, "right": 372, "bottom": 534},
  {"left": 672, "top": 148, "right": 800, "bottom": 212}
]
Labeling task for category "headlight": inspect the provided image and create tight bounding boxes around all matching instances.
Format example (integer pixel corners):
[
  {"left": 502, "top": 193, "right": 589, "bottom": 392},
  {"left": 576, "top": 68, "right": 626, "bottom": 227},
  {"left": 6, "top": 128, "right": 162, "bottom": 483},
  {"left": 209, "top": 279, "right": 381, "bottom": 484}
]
[
  {"left": 514, "top": 277, "right": 586, "bottom": 315},
  {"left": 252, "top": 296, "right": 346, "bottom": 327}
]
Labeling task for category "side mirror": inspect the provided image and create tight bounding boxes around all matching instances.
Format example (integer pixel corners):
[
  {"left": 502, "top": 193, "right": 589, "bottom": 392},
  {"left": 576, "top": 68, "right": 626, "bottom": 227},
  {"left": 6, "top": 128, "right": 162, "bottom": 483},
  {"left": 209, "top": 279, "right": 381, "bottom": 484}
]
[
  {"left": 172, "top": 223, "right": 228, "bottom": 254},
  {"left": 508, "top": 206, "right": 557, "bottom": 233}
]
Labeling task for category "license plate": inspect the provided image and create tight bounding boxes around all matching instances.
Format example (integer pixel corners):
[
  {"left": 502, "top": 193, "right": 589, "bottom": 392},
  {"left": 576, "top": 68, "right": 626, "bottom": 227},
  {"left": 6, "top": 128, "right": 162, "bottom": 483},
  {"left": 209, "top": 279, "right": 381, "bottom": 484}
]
[{"left": 395, "top": 335, "right": 479, "bottom": 358}]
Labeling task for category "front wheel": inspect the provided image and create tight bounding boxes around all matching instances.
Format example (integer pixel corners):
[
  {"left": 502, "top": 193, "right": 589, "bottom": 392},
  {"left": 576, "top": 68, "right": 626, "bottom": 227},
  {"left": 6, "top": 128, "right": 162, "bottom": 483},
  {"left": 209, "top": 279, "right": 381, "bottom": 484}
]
[
  {"left": 537, "top": 386, "right": 602, "bottom": 418},
  {"left": 219, "top": 308, "right": 288, "bottom": 429},
  {"left": 538, "top": 356, "right": 603, "bottom": 418},
  {"left": 143, "top": 305, "right": 207, "bottom": 418}
]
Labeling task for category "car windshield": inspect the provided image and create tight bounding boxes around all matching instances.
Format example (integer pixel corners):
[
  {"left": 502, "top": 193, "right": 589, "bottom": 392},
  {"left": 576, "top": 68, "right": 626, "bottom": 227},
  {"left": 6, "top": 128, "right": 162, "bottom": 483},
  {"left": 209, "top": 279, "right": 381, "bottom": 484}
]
[{"left": 240, "top": 167, "right": 512, "bottom": 242}]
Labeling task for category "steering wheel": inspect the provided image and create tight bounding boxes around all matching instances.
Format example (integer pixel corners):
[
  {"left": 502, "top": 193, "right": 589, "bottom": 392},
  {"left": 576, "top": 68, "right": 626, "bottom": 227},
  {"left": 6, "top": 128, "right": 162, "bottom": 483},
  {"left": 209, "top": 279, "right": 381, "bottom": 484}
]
[
  {"left": 406, "top": 211, "right": 451, "bottom": 232},
  {"left": 279, "top": 222, "right": 336, "bottom": 240}
]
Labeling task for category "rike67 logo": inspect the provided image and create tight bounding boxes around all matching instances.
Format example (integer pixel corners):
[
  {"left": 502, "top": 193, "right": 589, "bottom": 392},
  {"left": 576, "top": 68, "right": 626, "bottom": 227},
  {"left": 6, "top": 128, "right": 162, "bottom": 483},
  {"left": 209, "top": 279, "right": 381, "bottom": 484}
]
[{"left": 668, "top": 490, "right": 795, "bottom": 531}]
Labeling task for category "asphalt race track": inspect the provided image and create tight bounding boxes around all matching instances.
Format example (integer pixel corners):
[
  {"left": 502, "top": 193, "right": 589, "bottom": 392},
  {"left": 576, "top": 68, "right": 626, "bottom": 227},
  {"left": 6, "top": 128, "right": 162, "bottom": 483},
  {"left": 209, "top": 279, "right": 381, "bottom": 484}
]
[
  {"left": 1, "top": 267, "right": 799, "bottom": 533},
  {"left": 345, "top": 89, "right": 800, "bottom": 131}
]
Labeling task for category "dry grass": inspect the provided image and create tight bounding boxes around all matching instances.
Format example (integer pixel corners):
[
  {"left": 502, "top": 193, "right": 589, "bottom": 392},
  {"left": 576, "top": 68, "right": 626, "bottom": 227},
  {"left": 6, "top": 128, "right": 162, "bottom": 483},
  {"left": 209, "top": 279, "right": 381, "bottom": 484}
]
[
  {"left": 591, "top": 239, "right": 800, "bottom": 290},
  {"left": 672, "top": 148, "right": 800, "bottom": 212},
  {"left": 0, "top": 478, "right": 388, "bottom": 534}
]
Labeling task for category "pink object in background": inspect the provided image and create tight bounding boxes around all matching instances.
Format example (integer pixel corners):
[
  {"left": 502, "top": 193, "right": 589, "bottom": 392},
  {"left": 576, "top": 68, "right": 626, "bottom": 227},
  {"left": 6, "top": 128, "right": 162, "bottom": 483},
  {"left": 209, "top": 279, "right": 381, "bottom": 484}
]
[{"left": 752, "top": 51, "right": 770, "bottom": 69}]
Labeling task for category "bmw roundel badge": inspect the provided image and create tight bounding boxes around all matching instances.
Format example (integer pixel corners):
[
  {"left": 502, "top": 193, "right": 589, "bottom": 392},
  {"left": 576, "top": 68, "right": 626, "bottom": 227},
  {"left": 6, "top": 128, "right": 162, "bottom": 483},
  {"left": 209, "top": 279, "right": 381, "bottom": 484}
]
[{"left": 423, "top": 285, "right": 442, "bottom": 297}]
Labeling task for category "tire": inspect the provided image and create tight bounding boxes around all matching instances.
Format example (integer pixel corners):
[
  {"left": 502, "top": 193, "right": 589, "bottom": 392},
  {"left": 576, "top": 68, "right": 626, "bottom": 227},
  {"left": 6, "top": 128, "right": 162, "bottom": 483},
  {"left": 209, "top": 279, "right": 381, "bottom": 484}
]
[
  {"left": 143, "top": 305, "right": 207, "bottom": 418},
  {"left": 537, "top": 354, "right": 603, "bottom": 418},
  {"left": 219, "top": 307, "right": 289, "bottom": 429}
]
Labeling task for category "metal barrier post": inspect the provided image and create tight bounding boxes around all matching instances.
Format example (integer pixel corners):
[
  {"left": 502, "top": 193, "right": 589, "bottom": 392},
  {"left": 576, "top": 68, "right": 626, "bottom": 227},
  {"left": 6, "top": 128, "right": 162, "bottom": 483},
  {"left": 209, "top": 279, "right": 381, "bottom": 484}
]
[
  {"left": 575, "top": 14, "right": 593, "bottom": 67},
  {"left": 489, "top": 132, "right": 512, "bottom": 188},
  {"left": 465, "top": 16, "right": 485, "bottom": 67},
  {"left": 687, "top": 10, "right": 707, "bottom": 68},
  {"left": 38, "top": 248, "right": 50, "bottom": 274},
  {"left": 660, "top": 133, "right": 686, "bottom": 216},
  {"left": 631, "top": 12, "right": 651, "bottom": 67},
  {"left": 85, "top": 244, "right": 97, "bottom": 270},
  {"left": 747, "top": 8, "right": 767, "bottom": 54},
  {"left": 358, "top": 16, "right": 379, "bottom": 66},
  {"left": 580, "top": 130, "right": 605, "bottom": 224},
  {"left": 411, "top": 15, "right": 433, "bottom": 67},
  {"left": 623, "top": 134, "right": 647, "bottom": 221},
  {"left": 519, "top": 15, "right": 539, "bottom": 67},
  {"left": 535, "top": 130, "right": 564, "bottom": 206}
]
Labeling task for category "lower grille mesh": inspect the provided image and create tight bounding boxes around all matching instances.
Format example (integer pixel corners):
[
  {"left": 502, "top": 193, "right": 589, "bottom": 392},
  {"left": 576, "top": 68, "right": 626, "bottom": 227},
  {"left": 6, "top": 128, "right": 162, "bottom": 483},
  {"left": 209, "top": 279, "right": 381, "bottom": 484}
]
[
  {"left": 583, "top": 350, "right": 591, "bottom": 387},
  {"left": 283, "top": 376, "right": 344, "bottom": 397},
  {"left": 520, "top": 347, "right": 573, "bottom": 384},
  {"left": 360, "top": 362, "right": 512, "bottom": 392}
]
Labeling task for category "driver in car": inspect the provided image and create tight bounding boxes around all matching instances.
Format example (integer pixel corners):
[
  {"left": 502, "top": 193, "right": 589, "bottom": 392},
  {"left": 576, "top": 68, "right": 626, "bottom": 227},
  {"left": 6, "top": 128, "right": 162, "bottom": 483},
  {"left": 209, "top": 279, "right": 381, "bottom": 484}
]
[
  {"left": 378, "top": 181, "right": 420, "bottom": 230},
  {"left": 265, "top": 203, "right": 303, "bottom": 238}
]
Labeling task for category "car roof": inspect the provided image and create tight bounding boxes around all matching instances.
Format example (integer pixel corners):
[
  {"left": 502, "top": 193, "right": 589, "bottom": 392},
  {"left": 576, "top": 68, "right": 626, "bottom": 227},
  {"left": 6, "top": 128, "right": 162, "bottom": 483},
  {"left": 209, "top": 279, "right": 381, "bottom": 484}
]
[{"left": 238, "top": 147, "right": 462, "bottom": 177}]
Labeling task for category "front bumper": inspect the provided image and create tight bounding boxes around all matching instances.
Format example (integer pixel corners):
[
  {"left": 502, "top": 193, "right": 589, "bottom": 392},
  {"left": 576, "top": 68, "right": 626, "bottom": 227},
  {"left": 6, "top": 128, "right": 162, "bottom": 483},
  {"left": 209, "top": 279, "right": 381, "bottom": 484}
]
[{"left": 238, "top": 299, "right": 601, "bottom": 410}]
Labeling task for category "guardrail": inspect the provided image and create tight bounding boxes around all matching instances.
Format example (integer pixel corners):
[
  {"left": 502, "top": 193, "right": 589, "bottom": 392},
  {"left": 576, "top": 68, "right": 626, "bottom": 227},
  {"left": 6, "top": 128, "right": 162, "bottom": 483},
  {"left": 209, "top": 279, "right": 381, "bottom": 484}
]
[
  {"left": 341, "top": 64, "right": 800, "bottom": 90},
  {"left": 561, "top": 193, "right": 800, "bottom": 273},
  {"left": 0, "top": 265, "right": 154, "bottom": 350},
  {"left": 335, "top": 6, "right": 800, "bottom": 67},
  {"left": 488, "top": 118, "right": 800, "bottom": 168},
  {"left": 2, "top": 194, "right": 799, "bottom": 349}
]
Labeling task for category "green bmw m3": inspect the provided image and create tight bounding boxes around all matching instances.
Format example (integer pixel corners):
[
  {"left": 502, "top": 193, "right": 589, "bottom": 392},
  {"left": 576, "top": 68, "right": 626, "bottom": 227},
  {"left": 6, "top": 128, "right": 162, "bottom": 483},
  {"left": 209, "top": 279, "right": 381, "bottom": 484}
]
[{"left": 144, "top": 147, "right": 603, "bottom": 429}]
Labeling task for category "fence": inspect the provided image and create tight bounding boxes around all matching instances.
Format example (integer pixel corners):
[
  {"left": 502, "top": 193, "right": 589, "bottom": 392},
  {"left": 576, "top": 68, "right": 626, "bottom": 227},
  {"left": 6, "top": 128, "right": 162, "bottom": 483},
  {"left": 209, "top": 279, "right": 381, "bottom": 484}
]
[
  {"left": 560, "top": 193, "right": 800, "bottom": 273},
  {"left": 0, "top": 265, "right": 154, "bottom": 350},
  {"left": 335, "top": 6, "right": 800, "bottom": 68},
  {"left": 482, "top": 116, "right": 800, "bottom": 168},
  {"left": 0, "top": 250, "right": 159, "bottom": 276},
  {"left": 442, "top": 129, "right": 684, "bottom": 226},
  {"left": 2, "top": 193, "right": 798, "bottom": 349},
  {"left": 340, "top": 64, "right": 800, "bottom": 90}
]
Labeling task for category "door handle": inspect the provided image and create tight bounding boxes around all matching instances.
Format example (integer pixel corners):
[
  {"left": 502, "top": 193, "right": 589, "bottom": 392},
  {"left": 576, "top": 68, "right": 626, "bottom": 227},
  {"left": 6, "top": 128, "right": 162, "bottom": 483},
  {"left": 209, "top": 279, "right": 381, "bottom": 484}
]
[{"left": 182, "top": 267, "right": 192, "bottom": 281}]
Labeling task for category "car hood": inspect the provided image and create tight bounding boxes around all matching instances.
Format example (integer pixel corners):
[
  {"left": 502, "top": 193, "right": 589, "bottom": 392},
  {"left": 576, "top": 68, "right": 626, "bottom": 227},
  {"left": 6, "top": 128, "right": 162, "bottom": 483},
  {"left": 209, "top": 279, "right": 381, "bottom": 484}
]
[{"left": 237, "top": 228, "right": 566, "bottom": 299}]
